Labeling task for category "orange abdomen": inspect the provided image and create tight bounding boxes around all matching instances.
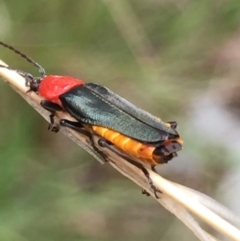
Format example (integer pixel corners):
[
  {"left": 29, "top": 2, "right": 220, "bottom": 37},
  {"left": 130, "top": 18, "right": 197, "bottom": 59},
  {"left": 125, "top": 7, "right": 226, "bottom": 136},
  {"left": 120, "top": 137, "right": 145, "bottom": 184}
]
[{"left": 92, "top": 126, "right": 163, "bottom": 165}]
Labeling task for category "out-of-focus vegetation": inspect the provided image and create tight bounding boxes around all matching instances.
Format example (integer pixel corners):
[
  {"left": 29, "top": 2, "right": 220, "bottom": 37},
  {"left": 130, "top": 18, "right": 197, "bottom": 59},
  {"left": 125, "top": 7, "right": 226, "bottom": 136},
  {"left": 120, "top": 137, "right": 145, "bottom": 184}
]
[{"left": 1, "top": 1, "right": 240, "bottom": 240}]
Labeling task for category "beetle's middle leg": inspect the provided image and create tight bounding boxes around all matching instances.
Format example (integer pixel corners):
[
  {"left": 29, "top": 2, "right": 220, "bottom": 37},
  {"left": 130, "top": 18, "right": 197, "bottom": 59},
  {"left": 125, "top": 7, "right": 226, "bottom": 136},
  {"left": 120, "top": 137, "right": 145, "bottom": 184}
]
[{"left": 60, "top": 119, "right": 108, "bottom": 163}]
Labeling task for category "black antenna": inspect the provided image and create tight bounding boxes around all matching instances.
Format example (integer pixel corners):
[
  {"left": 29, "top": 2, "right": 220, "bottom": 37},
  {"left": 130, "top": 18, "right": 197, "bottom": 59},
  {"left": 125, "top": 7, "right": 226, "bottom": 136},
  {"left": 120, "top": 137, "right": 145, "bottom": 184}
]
[{"left": 0, "top": 41, "right": 46, "bottom": 77}]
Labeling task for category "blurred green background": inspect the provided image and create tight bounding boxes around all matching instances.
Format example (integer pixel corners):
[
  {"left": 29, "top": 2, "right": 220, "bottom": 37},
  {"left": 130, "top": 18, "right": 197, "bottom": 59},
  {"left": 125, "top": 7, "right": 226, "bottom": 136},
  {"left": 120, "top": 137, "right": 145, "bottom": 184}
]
[{"left": 1, "top": 1, "right": 240, "bottom": 240}]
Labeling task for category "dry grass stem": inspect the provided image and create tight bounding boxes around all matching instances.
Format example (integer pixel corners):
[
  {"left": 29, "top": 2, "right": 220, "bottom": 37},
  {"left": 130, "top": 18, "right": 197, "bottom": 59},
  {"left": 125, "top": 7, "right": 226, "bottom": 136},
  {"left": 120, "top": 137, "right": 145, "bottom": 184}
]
[{"left": 1, "top": 60, "right": 240, "bottom": 241}]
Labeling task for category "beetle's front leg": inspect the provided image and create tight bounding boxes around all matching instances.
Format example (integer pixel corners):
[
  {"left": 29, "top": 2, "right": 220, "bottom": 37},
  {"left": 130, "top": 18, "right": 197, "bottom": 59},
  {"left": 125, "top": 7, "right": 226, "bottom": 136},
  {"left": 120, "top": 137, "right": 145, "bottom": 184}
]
[{"left": 40, "top": 100, "right": 63, "bottom": 132}]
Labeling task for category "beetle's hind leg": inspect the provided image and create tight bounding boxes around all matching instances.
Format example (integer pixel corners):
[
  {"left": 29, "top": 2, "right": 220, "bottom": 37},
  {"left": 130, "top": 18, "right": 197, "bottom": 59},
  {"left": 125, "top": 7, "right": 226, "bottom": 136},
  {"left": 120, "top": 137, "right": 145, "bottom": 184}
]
[
  {"left": 166, "top": 121, "right": 178, "bottom": 130},
  {"left": 98, "top": 139, "right": 161, "bottom": 198},
  {"left": 60, "top": 119, "right": 108, "bottom": 163},
  {"left": 141, "top": 165, "right": 161, "bottom": 196}
]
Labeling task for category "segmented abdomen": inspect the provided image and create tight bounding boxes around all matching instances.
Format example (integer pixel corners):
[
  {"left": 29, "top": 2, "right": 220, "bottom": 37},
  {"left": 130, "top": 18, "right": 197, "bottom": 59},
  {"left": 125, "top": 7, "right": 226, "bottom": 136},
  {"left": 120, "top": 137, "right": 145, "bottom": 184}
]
[{"left": 92, "top": 126, "right": 163, "bottom": 165}]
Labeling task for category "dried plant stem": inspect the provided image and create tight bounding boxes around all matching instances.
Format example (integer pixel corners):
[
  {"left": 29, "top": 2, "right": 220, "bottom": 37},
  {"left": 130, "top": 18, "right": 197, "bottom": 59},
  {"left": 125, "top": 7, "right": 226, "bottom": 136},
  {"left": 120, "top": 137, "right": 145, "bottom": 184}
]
[{"left": 0, "top": 60, "right": 240, "bottom": 241}]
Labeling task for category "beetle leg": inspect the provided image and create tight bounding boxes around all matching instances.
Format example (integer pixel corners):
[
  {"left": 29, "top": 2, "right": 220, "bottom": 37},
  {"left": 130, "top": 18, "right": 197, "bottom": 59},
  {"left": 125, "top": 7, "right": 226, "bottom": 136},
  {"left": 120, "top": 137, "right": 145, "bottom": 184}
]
[
  {"left": 40, "top": 100, "right": 63, "bottom": 133},
  {"left": 0, "top": 65, "right": 35, "bottom": 88},
  {"left": 151, "top": 165, "right": 157, "bottom": 173},
  {"left": 141, "top": 189, "right": 150, "bottom": 196},
  {"left": 60, "top": 119, "right": 108, "bottom": 163},
  {"left": 98, "top": 139, "right": 161, "bottom": 198},
  {"left": 166, "top": 121, "right": 178, "bottom": 130},
  {"left": 141, "top": 165, "right": 161, "bottom": 196}
]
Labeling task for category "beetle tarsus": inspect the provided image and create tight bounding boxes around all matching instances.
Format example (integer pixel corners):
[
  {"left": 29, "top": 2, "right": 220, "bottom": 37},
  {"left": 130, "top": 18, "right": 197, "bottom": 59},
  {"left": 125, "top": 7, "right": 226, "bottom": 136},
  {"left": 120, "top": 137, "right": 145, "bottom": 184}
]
[
  {"left": 142, "top": 189, "right": 150, "bottom": 196},
  {"left": 47, "top": 113, "right": 60, "bottom": 132},
  {"left": 40, "top": 100, "right": 63, "bottom": 132},
  {"left": 139, "top": 164, "right": 161, "bottom": 198}
]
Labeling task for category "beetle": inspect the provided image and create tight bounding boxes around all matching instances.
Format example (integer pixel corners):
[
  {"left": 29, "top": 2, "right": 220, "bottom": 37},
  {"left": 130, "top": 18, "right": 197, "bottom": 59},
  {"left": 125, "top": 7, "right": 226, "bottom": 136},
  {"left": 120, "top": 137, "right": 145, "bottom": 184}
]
[
  {"left": 33, "top": 77, "right": 183, "bottom": 165},
  {"left": 0, "top": 41, "right": 183, "bottom": 196}
]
